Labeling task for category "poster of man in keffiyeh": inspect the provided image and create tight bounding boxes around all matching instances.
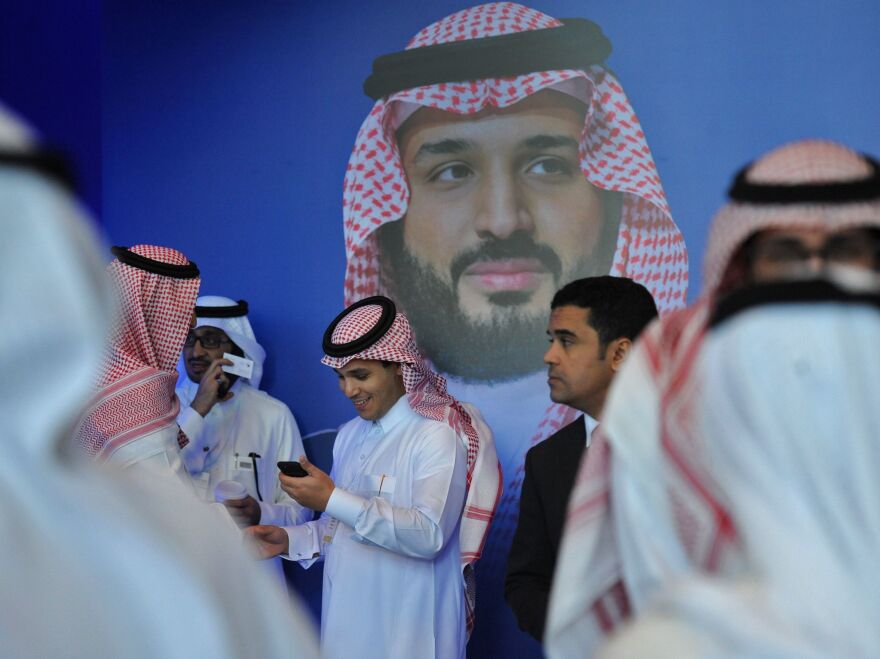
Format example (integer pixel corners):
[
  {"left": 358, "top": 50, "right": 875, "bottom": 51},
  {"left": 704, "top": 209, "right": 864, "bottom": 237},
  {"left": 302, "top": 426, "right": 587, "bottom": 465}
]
[{"left": 340, "top": 4, "right": 686, "bottom": 656}]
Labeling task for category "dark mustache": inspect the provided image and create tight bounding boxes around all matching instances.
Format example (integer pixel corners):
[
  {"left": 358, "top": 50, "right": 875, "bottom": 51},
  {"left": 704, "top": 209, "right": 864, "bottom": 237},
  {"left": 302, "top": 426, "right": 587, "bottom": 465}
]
[{"left": 450, "top": 231, "right": 563, "bottom": 286}]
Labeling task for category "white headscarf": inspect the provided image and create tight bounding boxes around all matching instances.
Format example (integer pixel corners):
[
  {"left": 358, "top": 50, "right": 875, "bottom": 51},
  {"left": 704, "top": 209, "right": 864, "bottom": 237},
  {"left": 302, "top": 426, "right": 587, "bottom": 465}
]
[
  {"left": 184, "top": 295, "right": 267, "bottom": 388},
  {"left": 175, "top": 296, "right": 270, "bottom": 475},
  {"left": 0, "top": 102, "right": 319, "bottom": 658},
  {"left": 0, "top": 101, "right": 109, "bottom": 460}
]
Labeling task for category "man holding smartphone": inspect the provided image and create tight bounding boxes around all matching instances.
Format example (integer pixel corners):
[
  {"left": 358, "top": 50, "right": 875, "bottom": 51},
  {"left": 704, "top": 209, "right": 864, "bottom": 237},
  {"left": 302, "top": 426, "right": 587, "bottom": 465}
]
[
  {"left": 247, "top": 296, "right": 501, "bottom": 659},
  {"left": 176, "top": 296, "right": 311, "bottom": 539}
]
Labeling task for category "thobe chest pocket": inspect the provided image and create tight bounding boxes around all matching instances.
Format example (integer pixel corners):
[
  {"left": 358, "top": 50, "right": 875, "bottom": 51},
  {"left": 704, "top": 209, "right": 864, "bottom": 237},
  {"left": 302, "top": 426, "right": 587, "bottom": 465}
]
[
  {"left": 229, "top": 454, "right": 255, "bottom": 472},
  {"left": 358, "top": 473, "right": 396, "bottom": 502}
]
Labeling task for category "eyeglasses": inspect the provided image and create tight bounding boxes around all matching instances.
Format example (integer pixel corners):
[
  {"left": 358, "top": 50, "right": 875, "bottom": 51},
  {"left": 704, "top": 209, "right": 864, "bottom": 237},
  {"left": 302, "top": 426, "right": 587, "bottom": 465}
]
[
  {"left": 749, "top": 233, "right": 879, "bottom": 267},
  {"left": 184, "top": 330, "right": 232, "bottom": 349}
]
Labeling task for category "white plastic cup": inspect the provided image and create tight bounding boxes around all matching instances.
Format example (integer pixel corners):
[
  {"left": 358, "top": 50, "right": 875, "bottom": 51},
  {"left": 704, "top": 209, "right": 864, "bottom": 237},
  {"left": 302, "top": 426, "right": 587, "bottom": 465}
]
[{"left": 214, "top": 480, "right": 247, "bottom": 503}]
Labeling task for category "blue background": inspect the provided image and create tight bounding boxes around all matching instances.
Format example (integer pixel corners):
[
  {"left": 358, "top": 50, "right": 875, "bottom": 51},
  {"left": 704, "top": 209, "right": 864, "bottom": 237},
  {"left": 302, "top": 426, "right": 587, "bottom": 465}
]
[
  {"left": 5, "top": 1, "right": 879, "bottom": 437},
  {"left": 4, "top": 1, "right": 880, "bottom": 656},
  {"left": 54, "top": 0, "right": 880, "bottom": 437}
]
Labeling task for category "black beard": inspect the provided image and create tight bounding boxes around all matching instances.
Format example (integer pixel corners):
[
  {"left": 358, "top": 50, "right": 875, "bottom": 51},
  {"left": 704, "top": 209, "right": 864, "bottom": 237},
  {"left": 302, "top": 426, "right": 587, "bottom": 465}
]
[
  {"left": 384, "top": 248, "right": 550, "bottom": 382},
  {"left": 376, "top": 196, "right": 620, "bottom": 382}
]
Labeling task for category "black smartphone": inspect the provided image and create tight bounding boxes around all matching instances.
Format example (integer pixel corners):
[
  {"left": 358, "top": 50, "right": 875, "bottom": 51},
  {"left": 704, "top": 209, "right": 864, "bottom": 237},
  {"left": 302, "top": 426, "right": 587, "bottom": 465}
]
[{"left": 277, "top": 461, "right": 309, "bottom": 478}]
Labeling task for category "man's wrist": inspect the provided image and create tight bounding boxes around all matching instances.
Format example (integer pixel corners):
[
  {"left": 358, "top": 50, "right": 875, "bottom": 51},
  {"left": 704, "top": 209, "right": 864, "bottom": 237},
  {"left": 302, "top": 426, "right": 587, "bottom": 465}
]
[
  {"left": 177, "top": 405, "right": 206, "bottom": 447},
  {"left": 319, "top": 485, "right": 335, "bottom": 513},
  {"left": 324, "top": 487, "right": 365, "bottom": 528},
  {"left": 257, "top": 500, "right": 273, "bottom": 525},
  {"left": 190, "top": 398, "right": 212, "bottom": 417}
]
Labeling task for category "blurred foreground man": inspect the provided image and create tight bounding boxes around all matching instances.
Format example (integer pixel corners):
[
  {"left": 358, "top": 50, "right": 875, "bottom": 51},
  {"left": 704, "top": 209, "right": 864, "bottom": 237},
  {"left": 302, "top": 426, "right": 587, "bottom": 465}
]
[
  {"left": 248, "top": 296, "right": 501, "bottom": 659},
  {"left": 546, "top": 139, "right": 880, "bottom": 658},
  {"left": 600, "top": 277, "right": 880, "bottom": 659},
  {"left": 0, "top": 102, "right": 319, "bottom": 658}
]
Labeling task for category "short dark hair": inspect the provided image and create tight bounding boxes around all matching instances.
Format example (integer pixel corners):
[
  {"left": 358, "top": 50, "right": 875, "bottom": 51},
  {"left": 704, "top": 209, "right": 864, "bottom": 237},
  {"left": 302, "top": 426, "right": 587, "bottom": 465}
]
[{"left": 551, "top": 276, "right": 658, "bottom": 348}]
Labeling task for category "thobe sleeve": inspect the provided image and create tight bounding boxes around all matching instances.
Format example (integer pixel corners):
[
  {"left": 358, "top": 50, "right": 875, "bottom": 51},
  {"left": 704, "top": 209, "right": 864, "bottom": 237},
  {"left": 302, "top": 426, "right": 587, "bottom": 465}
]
[
  {"left": 325, "top": 423, "right": 467, "bottom": 559},
  {"left": 283, "top": 433, "right": 342, "bottom": 567},
  {"left": 258, "top": 406, "right": 312, "bottom": 527},
  {"left": 604, "top": 341, "right": 690, "bottom": 613},
  {"left": 283, "top": 515, "right": 331, "bottom": 568},
  {"left": 177, "top": 405, "right": 205, "bottom": 459}
]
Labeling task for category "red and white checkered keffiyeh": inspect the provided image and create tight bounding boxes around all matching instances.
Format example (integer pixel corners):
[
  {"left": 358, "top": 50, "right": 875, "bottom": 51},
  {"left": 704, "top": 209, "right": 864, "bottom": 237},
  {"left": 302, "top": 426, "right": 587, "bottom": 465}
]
[
  {"left": 74, "top": 245, "right": 200, "bottom": 460},
  {"left": 547, "top": 139, "right": 880, "bottom": 657},
  {"left": 342, "top": 1, "right": 687, "bottom": 314},
  {"left": 322, "top": 303, "right": 502, "bottom": 635}
]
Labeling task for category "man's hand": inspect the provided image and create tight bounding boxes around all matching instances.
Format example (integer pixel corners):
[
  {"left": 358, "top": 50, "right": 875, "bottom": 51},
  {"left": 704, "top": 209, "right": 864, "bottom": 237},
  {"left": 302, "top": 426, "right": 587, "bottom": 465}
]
[
  {"left": 190, "top": 357, "right": 235, "bottom": 416},
  {"left": 244, "top": 525, "right": 289, "bottom": 559},
  {"left": 279, "top": 455, "right": 334, "bottom": 512},
  {"left": 222, "top": 494, "right": 261, "bottom": 528}
]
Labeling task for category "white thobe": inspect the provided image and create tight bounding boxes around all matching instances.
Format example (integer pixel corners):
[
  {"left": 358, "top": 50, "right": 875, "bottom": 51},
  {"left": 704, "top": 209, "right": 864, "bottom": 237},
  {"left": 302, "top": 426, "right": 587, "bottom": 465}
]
[
  {"left": 177, "top": 379, "right": 312, "bottom": 586},
  {"left": 177, "top": 380, "right": 310, "bottom": 527},
  {"left": 283, "top": 395, "right": 468, "bottom": 659},
  {"left": 599, "top": 298, "right": 880, "bottom": 659},
  {"left": 104, "top": 423, "right": 193, "bottom": 490}
]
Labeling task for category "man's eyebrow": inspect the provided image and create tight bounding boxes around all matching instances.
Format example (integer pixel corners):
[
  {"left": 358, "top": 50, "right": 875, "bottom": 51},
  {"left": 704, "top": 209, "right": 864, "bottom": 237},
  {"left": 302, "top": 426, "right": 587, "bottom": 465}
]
[
  {"left": 547, "top": 328, "right": 578, "bottom": 339},
  {"left": 194, "top": 328, "right": 226, "bottom": 338},
  {"left": 412, "top": 138, "right": 473, "bottom": 162},
  {"left": 342, "top": 368, "right": 371, "bottom": 377},
  {"left": 522, "top": 134, "right": 579, "bottom": 150}
]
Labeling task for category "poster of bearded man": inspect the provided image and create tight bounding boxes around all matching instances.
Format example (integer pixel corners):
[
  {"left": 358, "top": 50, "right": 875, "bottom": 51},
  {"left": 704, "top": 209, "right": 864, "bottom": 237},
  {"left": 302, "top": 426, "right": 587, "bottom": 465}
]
[{"left": 339, "top": 3, "right": 687, "bottom": 655}]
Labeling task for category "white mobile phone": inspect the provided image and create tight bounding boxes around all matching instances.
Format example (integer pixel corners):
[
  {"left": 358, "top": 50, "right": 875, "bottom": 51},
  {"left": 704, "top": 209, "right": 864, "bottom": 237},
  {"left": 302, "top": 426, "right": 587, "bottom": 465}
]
[{"left": 221, "top": 353, "right": 254, "bottom": 379}]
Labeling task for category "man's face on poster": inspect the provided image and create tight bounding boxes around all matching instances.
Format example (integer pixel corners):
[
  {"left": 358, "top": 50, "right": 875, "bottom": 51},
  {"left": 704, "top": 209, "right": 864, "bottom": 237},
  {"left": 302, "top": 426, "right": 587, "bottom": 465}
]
[{"left": 377, "top": 89, "right": 620, "bottom": 382}]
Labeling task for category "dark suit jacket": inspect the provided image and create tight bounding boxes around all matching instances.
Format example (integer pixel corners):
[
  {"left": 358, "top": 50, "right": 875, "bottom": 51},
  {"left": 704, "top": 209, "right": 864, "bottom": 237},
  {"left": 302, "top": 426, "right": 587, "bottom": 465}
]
[{"left": 504, "top": 414, "right": 587, "bottom": 643}]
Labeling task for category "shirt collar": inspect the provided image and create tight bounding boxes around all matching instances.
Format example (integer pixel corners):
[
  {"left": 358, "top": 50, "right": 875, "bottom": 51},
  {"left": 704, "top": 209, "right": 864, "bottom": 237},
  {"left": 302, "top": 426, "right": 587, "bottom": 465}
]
[
  {"left": 371, "top": 394, "right": 412, "bottom": 435},
  {"left": 583, "top": 413, "right": 599, "bottom": 448}
]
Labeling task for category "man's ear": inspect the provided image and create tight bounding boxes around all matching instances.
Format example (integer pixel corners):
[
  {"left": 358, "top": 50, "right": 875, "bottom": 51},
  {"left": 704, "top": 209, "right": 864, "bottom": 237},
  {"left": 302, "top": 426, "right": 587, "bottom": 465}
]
[{"left": 608, "top": 338, "right": 632, "bottom": 373}]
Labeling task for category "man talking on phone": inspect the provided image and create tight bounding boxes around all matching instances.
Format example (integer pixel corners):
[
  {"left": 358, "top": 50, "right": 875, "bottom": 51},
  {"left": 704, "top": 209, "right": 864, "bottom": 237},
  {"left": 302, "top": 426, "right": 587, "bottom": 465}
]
[
  {"left": 176, "top": 296, "right": 311, "bottom": 548},
  {"left": 247, "top": 296, "right": 501, "bottom": 659}
]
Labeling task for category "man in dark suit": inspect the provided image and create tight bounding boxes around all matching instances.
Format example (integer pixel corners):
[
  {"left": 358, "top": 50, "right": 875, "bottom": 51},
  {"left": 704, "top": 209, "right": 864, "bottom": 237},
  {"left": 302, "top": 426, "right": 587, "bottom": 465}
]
[{"left": 504, "top": 276, "right": 658, "bottom": 642}]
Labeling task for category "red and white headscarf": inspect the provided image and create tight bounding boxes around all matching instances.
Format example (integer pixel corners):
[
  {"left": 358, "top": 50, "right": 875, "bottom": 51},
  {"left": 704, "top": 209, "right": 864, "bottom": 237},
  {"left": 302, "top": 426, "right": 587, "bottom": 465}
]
[
  {"left": 74, "top": 245, "right": 200, "bottom": 460},
  {"left": 322, "top": 301, "right": 502, "bottom": 635},
  {"left": 546, "top": 139, "right": 880, "bottom": 658},
  {"left": 342, "top": 1, "right": 688, "bottom": 312},
  {"left": 654, "top": 139, "right": 880, "bottom": 571}
]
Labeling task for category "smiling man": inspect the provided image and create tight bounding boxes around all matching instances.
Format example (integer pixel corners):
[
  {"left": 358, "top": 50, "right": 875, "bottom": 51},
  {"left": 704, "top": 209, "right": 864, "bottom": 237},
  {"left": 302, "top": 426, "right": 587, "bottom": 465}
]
[
  {"left": 340, "top": 5, "right": 686, "bottom": 653},
  {"left": 504, "top": 276, "right": 657, "bottom": 644},
  {"left": 247, "top": 296, "right": 500, "bottom": 659}
]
